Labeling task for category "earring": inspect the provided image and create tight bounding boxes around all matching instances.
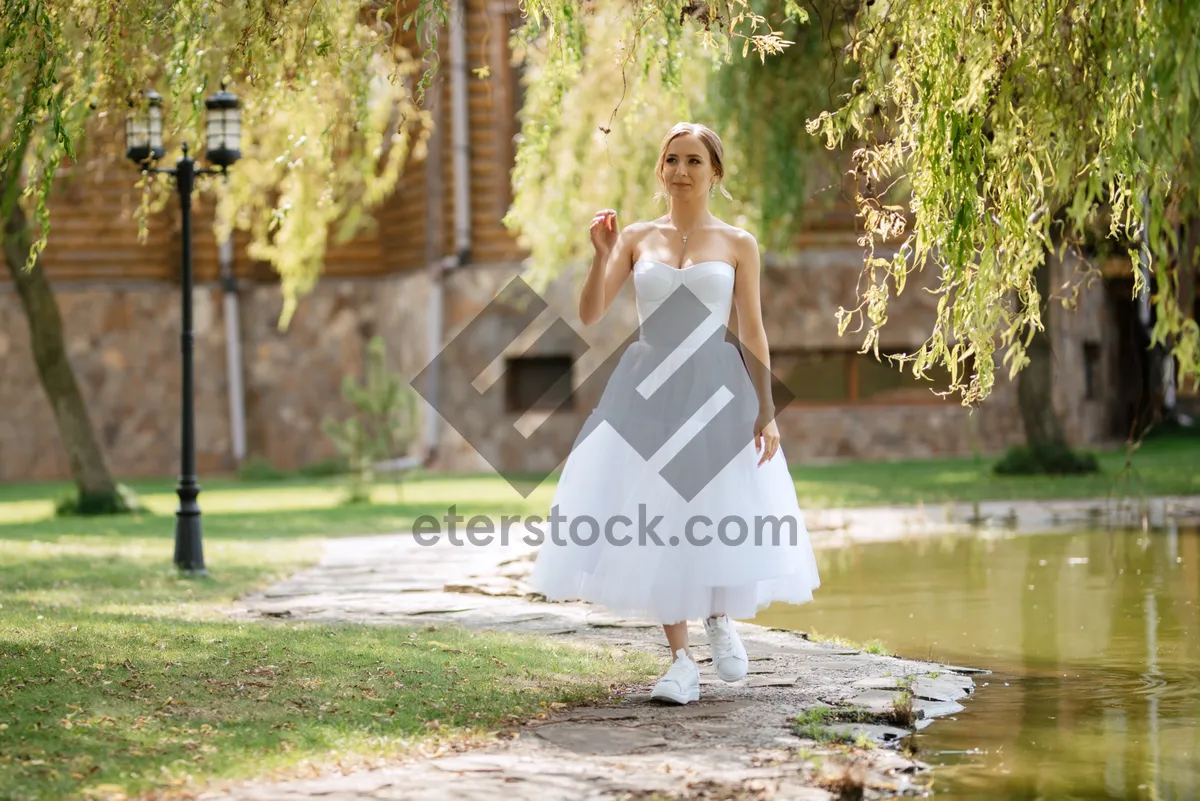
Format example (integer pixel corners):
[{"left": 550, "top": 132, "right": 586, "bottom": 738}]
[{"left": 709, "top": 183, "right": 716, "bottom": 197}]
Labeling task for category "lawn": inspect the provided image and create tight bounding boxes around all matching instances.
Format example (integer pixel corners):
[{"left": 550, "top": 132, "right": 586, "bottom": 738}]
[
  {"left": 0, "top": 486, "right": 658, "bottom": 801},
  {"left": 788, "top": 435, "right": 1200, "bottom": 508},
  {"left": 3, "top": 436, "right": 1196, "bottom": 540}
]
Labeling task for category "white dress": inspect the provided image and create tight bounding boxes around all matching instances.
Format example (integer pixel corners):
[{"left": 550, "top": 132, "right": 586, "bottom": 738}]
[{"left": 527, "top": 259, "right": 821, "bottom": 625}]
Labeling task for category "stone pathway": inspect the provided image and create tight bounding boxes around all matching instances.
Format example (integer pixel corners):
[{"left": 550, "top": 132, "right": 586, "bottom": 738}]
[{"left": 201, "top": 528, "right": 993, "bottom": 801}]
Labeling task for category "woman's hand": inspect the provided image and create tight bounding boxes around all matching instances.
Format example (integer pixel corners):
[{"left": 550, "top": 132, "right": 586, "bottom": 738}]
[
  {"left": 754, "top": 413, "right": 780, "bottom": 466},
  {"left": 590, "top": 209, "right": 618, "bottom": 255}
]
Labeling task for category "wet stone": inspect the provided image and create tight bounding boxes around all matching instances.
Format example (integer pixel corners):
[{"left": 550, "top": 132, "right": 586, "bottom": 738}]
[
  {"left": 913, "top": 677, "right": 969, "bottom": 702},
  {"left": 942, "top": 664, "right": 991, "bottom": 675},
  {"left": 914, "top": 698, "right": 966, "bottom": 719},
  {"left": 925, "top": 672, "right": 976, "bottom": 691}
]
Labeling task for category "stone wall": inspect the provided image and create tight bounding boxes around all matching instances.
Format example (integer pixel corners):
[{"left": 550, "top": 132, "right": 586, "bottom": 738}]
[
  {"left": 428, "top": 244, "right": 1120, "bottom": 473},
  {"left": 0, "top": 271, "right": 431, "bottom": 483},
  {"left": 0, "top": 244, "right": 1120, "bottom": 484}
]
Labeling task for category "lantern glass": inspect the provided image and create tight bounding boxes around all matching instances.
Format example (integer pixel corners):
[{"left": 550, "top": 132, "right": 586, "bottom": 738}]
[
  {"left": 204, "top": 88, "right": 242, "bottom": 168},
  {"left": 125, "top": 90, "right": 164, "bottom": 165}
]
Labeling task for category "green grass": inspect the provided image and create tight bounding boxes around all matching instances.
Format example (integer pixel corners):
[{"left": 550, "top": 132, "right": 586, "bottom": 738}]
[
  {"left": 0, "top": 528, "right": 658, "bottom": 801},
  {"left": 3, "top": 437, "right": 1197, "bottom": 541},
  {"left": 0, "top": 474, "right": 546, "bottom": 540},
  {"left": 803, "top": 630, "right": 893, "bottom": 657},
  {"left": 787, "top": 436, "right": 1200, "bottom": 509}
]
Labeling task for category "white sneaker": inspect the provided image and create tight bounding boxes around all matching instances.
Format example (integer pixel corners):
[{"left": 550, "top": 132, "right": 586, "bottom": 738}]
[
  {"left": 650, "top": 648, "right": 700, "bottom": 704},
  {"left": 703, "top": 614, "right": 748, "bottom": 682}
]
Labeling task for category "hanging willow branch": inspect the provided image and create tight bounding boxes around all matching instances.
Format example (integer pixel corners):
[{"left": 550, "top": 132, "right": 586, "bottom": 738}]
[
  {"left": 508, "top": 0, "right": 1199, "bottom": 405},
  {"left": 805, "top": 0, "right": 1200, "bottom": 402}
]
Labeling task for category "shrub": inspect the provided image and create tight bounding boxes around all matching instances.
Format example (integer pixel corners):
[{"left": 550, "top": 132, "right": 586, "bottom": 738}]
[{"left": 321, "top": 336, "right": 418, "bottom": 504}]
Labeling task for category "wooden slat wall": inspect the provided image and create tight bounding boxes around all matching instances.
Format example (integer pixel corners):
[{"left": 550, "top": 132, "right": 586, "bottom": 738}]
[
  {"left": 438, "top": 0, "right": 525, "bottom": 266},
  {"left": 0, "top": 134, "right": 176, "bottom": 282}
]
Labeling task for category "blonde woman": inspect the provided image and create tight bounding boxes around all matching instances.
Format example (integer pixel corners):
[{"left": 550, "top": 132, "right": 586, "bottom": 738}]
[{"left": 529, "top": 122, "right": 820, "bottom": 704}]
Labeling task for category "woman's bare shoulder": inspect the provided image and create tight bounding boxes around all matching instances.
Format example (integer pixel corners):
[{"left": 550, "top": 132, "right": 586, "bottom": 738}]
[
  {"left": 710, "top": 219, "right": 758, "bottom": 263},
  {"left": 711, "top": 218, "right": 756, "bottom": 243},
  {"left": 620, "top": 220, "right": 658, "bottom": 239}
]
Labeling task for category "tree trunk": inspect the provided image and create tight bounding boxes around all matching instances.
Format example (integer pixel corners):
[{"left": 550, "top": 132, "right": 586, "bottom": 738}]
[
  {"left": 3, "top": 195, "right": 128, "bottom": 511},
  {"left": 1017, "top": 256, "right": 1067, "bottom": 448},
  {"left": 1005, "top": 249, "right": 1098, "bottom": 474}
]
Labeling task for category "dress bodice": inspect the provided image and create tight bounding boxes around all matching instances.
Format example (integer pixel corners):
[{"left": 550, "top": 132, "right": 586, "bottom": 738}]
[{"left": 632, "top": 259, "right": 736, "bottom": 333}]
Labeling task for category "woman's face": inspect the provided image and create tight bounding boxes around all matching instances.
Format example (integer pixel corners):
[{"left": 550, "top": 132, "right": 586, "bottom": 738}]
[{"left": 660, "top": 133, "right": 715, "bottom": 201}]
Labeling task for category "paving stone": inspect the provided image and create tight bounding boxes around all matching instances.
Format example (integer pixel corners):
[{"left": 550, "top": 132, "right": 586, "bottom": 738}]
[
  {"left": 427, "top": 754, "right": 518, "bottom": 772},
  {"left": 775, "top": 781, "right": 835, "bottom": 800},
  {"left": 615, "top": 699, "right": 753, "bottom": 719},
  {"left": 559, "top": 707, "right": 641, "bottom": 722},
  {"left": 441, "top": 579, "right": 534, "bottom": 596},
  {"left": 852, "top": 676, "right": 905, "bottom": 690},
  {"left": 744, "top": 675, "right": 800, "bottom": 688},
  {"left": 531, "top": 722, "right": 669, "bottom": 755},
  {"left": 789, "top": 659, "right": 871, "bottom": 672},
  {"left": 845, "top": 690, "right": 905, "bottom": 714}
]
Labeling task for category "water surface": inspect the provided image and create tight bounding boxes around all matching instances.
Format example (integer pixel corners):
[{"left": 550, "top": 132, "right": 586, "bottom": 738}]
[{"left": 754, "top": 526, "right": 1200, "bottom": 800}]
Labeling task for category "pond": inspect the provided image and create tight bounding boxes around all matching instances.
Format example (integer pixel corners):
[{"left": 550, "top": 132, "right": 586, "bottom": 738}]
[{"left": 753, "top": 525, "right": 1200, "bottom": 800}]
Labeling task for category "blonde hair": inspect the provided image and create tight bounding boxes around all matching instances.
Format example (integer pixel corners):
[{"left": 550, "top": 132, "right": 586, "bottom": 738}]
[{"left": 654, "top": 122, "right": 734, "bottom": 202}]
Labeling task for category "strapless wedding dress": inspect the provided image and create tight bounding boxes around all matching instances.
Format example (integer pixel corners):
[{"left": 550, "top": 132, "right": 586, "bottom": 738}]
[{"left": 527, "top": 259, "right": 821, "bottom": 624}]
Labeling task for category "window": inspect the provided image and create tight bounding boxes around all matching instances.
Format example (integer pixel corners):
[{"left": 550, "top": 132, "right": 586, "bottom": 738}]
[
  {"left": 505, "top": 354, "right": 574, "bottom": 413},
  {"left": 775, "top": 351, "right": 851, "bottom": 403},
  {"left": 772, "top": 349, "right": 963, "bottom": 405},
  {"left": 1083, "top": 342, "right": 1101, "bottom": 400}
]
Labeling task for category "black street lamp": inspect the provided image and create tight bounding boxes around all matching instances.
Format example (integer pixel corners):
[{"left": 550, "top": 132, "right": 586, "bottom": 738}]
[{"left": 126, "top": 84, "right": 243, "bottom": 576}]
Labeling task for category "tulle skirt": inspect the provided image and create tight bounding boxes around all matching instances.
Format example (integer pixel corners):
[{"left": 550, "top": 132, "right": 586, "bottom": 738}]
[{"left": 527, "top": 335, "right": 821, "bottom": 625}]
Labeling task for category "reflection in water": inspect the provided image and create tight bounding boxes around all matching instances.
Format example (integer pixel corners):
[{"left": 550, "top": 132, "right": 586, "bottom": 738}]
[{"left": 751, "top": 525, "right": 1200, "bottom": 800}]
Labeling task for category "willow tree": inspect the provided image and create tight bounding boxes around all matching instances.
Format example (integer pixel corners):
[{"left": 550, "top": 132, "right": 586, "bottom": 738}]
[
  {"left": 806, "top": 0, "right": 1200, "bottom": 467},
  {"left": 1, "top": 0, "right": 435, "bottom": 511},
  {"left": 508, "top": 0, "right": 1200, "bottom": 470}
]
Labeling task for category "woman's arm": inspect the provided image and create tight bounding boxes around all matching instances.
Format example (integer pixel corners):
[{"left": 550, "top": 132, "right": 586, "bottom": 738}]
[
  {"left": 579, "top": 220, "right": 640, "bottom": 326},
  {"left": 731, "top": 229, "right": 781, "bottom": 464},
  {"left": 731, "top": 230, "right": 774, "bottom": 417}
]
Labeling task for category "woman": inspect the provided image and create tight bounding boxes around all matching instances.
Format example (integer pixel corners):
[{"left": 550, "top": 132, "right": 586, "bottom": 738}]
[{"left": 528, "top": 122, "right": 820, "bottom": 704}]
